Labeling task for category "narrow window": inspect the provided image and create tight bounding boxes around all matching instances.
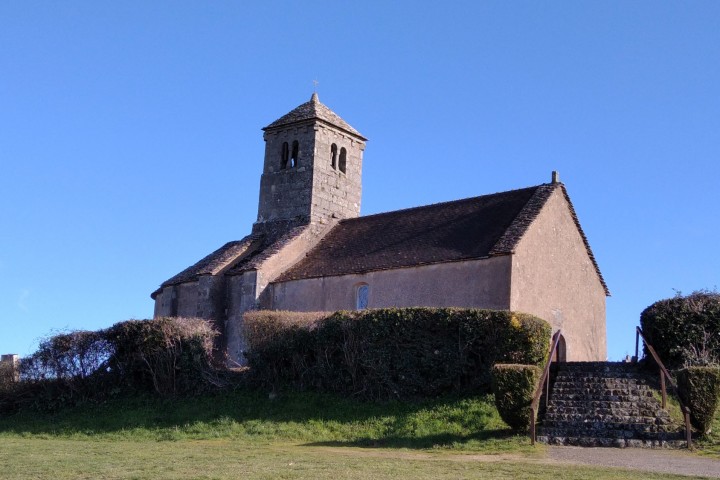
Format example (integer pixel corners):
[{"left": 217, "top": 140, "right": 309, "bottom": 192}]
[
  {"left": 290, "top": 140, "right": 299, "bottom": 168},
  {"left": 339, "top": 147, "right": 347, "bottom": 174},
  {"left": 330, "top": 143, "right": 338, "bottom": 170},
  {"left": 280, "top": 142, "right": 289, "bottom": 170},
  {"left": 356, "top": 284, "right": 369, "bottom": 310}
]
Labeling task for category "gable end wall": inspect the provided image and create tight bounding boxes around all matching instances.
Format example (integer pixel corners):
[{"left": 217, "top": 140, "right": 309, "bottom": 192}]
[{"left": 509, "top": 188, "right": 607, "bottom": 360}]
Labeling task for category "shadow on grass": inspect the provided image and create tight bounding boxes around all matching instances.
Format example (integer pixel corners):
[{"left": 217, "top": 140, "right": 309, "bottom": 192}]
[
  {"left": 303, "top": 428, "right": 518, "bottom": 450},
  {"left": 0, "top": 389, "right": 519, "bottom": 450}
]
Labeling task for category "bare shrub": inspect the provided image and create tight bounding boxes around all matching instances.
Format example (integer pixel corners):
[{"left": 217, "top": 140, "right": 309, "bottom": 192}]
[
  {"left": 105, "top": 317, "right": 218, "bottom": 396},
  {"left": 20, "top": 330, "right": 111, "bottom": 382}
]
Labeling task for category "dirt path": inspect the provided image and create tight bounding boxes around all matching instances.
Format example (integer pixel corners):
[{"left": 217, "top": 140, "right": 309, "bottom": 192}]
[
  {"left": 547, "top": 446, "right": 720, "bottom": 478},
  {"left": 309, "top": 445, "right": 720, "bottom": 478}
]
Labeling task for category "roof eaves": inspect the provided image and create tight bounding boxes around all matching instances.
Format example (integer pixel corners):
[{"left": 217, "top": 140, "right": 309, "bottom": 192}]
[{"left": 273, "top": 254, "right": 503, "bottom": 284}]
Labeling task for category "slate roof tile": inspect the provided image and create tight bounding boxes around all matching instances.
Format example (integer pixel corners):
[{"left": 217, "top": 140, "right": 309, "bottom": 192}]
[
  {"left": 157, "top": 235, "right": 259, "bottom": 289},
  {"left": 273, "top": 183, "right": 609, "bottom": 295},
  {"left": 154, "top": 182, "right": 609, "bottom": 298},
  {"left": 263, "top": 93, "right": 365, "bottom": 139},
  {"left": 275, "top": 184, "right": 541, "bottom": 281}
]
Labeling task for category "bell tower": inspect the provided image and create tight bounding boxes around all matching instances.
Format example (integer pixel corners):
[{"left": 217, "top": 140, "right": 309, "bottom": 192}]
[{"left": 254, "top": 93, "right": 367, "bottom": 233}]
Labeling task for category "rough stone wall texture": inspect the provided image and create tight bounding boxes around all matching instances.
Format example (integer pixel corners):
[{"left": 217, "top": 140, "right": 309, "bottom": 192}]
[
  {"left": 222, "top": 222, "right": 336, "bottom": 365},
  {"left": 153, "top": 285, "right": 176, "bottom": 317},
  {"left": 257, "top": 124, "right": 315, "bottom": 224},
  {"left": 268, "top": 256, "right": 513, "bottom": 312},
  {"left": 509, "top": 188, "right": 607, "bottom": 361},
  {"left": 225, "top": 271, "right": 257, "bottom": 366},
  {"left": 256, "top": 122, "right": 364, "bottom": 228},
  {"left": 176, "top": 282, "right": 199, "bottom": 318},
  {"left": 196, "top": 274, "right": 227, "bottom": 337},
  {"left": 310, "top": 124, "right": 364, "bottom": 222}
]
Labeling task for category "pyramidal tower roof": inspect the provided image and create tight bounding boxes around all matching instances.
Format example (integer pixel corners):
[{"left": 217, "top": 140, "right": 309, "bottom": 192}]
[{"left": 263, "top": 93, "right": 366, "bottom": 140}]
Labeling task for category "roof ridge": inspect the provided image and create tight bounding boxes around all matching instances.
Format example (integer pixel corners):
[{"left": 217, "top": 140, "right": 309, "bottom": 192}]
[
  {"left": 340, "top": 184, "right": 545, "bottom": 224},
  {"left": 274, "top": 184, "right": 544, "bottom": 283}
]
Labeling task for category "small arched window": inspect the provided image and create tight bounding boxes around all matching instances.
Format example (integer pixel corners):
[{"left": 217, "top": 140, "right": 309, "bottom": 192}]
[
  {"left": 339, "top": 147, "right": 347, "bottom": 174},
  {"left": 290, "top": 141, "right": 299, "bottom": 168},
  {"left": 330, "top": 143, "right": 338, "bottom": 170},
  {"left": 356, "top": 284, "right": 369, "bottom": 310},
  {"left": 280, "top": 142, "right": 289, "bottom": 170}
]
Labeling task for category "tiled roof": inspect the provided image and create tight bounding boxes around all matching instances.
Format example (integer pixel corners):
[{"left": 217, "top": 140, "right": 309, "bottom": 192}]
[
  {"left": 274, "top": 183, "right": 609, "bottom": 295},
  {"left": 154, "top": 226, "right": 313, "bottom": 296},
  {"left": 275, "top": 185, "right": 544, "bottom": 281},
  {"left": 263, "top": 93, "right": 366, "bottom": 139},
  {"left": 157, "top": 235, "right": 261, "bottom": 288},
  {"left": 154, "top": 182, "right": 609, "bottom": 298},
  {"left": 226, "top": 226, "right": 310, "bottom": 275}
]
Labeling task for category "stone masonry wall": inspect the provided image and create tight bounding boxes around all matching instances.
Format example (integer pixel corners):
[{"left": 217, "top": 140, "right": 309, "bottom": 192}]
[
  {"left": 310, "top": 123, "right": 364, "bottom": 222},
  {"left": 256, "top": 124, "right": 316, "bottom": 224},
  {"left": 222, "top": 222, "right": 336, "bottom": 365},
  {"left": 257, "top": 121, "right": 365, "bottom": 228}
]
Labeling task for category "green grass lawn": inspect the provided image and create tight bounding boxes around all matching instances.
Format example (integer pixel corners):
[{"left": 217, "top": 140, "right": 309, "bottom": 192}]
[
  {"left": 0, "top": 438, "right": 705, "bottom": 480},
  {"left": 0, "top": 390, "right": 717, "bottom": 479},
  {"left": 696, "top": 406, "right": 720, "bottom": 456},
  {"left": 0, "top": 391, "right": 531, "bottom": 452}
]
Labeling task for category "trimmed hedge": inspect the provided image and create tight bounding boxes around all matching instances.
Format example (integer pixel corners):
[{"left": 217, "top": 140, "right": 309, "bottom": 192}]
[
  {"left": 245, "top": 308, "right": 551, "bottom": 400},
  {"left": 492, "top": 364, "right": 541, "bottom": 431},
  {"left": 676, "top": 366, "right": 720, "bottom": 434},
  {"left": 640, "top": 291, "right": 720, "bottom": 368}
]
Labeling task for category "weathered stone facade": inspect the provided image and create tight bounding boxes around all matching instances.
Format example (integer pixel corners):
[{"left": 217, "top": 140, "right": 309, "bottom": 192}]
[
  {"left": 255, "top": 92, "right": 365, "bottom": 230},
  {"left": 151, "top": 94, "right": 609, "bottom": 364}
]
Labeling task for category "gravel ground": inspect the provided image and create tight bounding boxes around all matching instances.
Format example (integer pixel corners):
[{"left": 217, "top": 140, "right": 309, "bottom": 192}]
[{"left": 547, "top": 446, "right": 720, "bottom": 478}]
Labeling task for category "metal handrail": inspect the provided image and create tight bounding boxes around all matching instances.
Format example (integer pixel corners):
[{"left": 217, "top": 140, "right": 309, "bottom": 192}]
[
  {"left": 635, "top": 326, "right": 693, "bottom": 449},
  {"left": 529, "top": 329, "right": 562, "bottom": 445}
]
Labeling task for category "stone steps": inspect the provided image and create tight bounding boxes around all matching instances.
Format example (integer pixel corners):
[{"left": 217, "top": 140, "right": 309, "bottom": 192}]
[
  {"left": 545, "top": 406, "right": 667, "bottom": 416},
  {"left": 536, "top": 435, "right": 686, "bottom": 449},
  {"left": 543, "top": 414, "right": 674, "bottom": 426},
  {"left": 536, "top": 361, "right": 685, "bottom": 448}
]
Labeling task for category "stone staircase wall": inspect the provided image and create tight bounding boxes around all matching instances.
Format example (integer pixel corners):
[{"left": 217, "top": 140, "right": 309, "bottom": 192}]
[{"left": 537, "top": 362, "right": 685, "bottom": 448}]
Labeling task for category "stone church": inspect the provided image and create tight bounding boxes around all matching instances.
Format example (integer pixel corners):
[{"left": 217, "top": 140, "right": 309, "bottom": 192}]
[{"left": 152, "top": 94, "right": 609, "bottom": 365}]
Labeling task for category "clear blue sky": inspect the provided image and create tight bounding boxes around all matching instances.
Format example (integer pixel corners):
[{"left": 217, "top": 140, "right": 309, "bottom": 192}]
[{"left": 1, "top": 2, "right": 718, "bottom": 361}]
